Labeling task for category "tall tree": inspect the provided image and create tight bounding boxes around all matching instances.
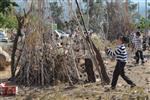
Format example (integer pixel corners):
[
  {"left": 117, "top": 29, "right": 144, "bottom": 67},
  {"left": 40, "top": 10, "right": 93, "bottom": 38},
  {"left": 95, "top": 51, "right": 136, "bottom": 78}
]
[
  {"left": 0, "top": 0, "right": 18, "bottom": 15},
  {"left": 145, "top": 0, "right": 148, "bottom": 19},
  {"left": 0, "top": 0, "right": 18, "bottom": 29},
  {"left": 82, "top": 0, "right": 105, "bottom": 32},
  {"left": 49, "top": 2, "right": 64, "bottom": 29},
  {"left": 105, "top": 0, "right": 137, "bottom": 40}
]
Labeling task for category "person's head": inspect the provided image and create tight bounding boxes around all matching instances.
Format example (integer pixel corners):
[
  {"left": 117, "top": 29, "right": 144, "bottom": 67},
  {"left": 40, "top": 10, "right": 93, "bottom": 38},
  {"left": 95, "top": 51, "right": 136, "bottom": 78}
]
[
  {"left": 117, "top": 35, "right": 129, "bottom": 45},
  {"left": 136, "top": 31, "right": 141, "bottom": 37}
]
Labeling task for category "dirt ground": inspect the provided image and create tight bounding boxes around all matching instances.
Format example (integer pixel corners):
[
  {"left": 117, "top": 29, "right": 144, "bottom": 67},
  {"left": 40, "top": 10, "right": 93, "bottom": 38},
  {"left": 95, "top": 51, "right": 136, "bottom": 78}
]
[{"left": 0, "top": 51, "right": 150, "bottom": 100}]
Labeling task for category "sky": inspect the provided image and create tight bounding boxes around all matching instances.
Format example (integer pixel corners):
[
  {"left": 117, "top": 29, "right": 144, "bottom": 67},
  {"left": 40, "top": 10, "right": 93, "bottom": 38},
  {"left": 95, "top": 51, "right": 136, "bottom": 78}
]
[
  {"left": 132, "top": 0, "right": 150, "bottom": 2},
  {"left": 131, "top": 0, "right": 150, "bottom": 17},
  {"left": 14, "top": 0, "right": 150, "bottom": 18}
]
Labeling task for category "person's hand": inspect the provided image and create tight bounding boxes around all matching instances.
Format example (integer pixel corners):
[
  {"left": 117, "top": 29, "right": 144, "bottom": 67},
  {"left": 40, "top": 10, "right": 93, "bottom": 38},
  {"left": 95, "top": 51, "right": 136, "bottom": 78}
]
[{"left": 105, "top": 47, "right": 109, "bottom": 52}]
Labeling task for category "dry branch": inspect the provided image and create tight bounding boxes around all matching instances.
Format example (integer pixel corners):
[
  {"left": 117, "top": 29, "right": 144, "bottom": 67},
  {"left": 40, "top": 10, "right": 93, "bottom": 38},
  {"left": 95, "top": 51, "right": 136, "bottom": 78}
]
[
  {"left": 75, "top": 0, "right": 110, "bottom": 85},
  {"left": 10, "top": 1, "right": 33, "bottom": 79},
  {"left": 8, "top": 0, "right": 110, "bottom": 86}
]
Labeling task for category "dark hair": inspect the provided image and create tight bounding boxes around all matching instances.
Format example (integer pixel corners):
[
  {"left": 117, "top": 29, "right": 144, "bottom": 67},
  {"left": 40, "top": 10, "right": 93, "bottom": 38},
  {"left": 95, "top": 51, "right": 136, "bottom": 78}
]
[
  {"left": 118, "top": 36, "right": 129, "bottom": 44},
  {"left": 136, "top": 31, "right": 141, "bottom": 36}
]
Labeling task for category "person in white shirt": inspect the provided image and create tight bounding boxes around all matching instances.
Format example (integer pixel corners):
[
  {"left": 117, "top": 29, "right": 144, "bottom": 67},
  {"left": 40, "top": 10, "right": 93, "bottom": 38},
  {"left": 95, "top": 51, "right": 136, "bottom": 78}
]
[{"left": 132, "top": 31, "right": 144, "bottom": 64}]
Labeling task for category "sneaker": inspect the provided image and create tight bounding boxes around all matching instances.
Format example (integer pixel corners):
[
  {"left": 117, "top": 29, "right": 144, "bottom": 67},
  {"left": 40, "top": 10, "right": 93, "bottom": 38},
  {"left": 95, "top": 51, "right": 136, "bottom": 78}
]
[{"left": 130, "top": 84, "right": 136, "bottom": 88}]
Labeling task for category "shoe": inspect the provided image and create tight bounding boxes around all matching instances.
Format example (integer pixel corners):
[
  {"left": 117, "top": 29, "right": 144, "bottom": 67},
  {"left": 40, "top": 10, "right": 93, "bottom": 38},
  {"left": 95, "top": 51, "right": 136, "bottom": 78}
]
[
  {"left": 130, "top": 84, "right": 136, "bottom": 88},
  {"left": 142, "top": 61, "right": 145, "bottom": 64}
]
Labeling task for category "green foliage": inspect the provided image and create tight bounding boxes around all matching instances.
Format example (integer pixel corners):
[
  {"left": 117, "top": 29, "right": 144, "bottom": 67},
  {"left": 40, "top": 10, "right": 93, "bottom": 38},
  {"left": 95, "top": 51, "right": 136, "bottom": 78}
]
[
  {"left": 0, "top": 13, "right": 5, "bottom": 27},
  {"left": 136, "top": 17, "right": 150, "bottom": 32},
  {"left": 0, "top": 0, "right": 18, "bottom": 15},
  {"left": 0, "top": 0, "right": 18, "bottom": 29},
  {"left": 0, "top": 13, "right": 17, "bottom": 29},
  {"left": 5, "top": 15, "right": 18, "bottom": 29}
]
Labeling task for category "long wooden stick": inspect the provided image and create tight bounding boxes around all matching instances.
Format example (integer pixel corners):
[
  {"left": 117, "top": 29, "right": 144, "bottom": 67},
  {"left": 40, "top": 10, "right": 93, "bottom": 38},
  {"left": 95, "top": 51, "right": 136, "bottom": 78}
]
[{"left": 75, "top": 0, "right": 110, "bottom": 84}]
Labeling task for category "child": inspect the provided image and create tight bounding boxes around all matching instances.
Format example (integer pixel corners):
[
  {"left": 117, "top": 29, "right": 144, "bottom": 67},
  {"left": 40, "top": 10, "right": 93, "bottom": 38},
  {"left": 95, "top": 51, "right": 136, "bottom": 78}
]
[
  {"left": 105, "top": 36, "right": 136, "bottom": 89},
  {"left": 133, "top": 31, "right": 144, "bottom": 64}
]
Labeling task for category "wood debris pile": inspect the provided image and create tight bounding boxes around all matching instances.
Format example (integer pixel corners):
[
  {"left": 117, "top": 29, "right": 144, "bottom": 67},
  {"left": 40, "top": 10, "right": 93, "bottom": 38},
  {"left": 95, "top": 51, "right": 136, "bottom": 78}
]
[{"left": 10, "top": 0, "right": 110, "bottom": 86}]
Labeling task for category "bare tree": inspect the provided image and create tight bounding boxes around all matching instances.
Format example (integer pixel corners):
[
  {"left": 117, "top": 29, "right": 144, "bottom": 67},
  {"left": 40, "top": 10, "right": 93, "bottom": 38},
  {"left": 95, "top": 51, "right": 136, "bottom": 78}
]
[{"left": 10, "top": 1, "right": 33, "bottom": 80}]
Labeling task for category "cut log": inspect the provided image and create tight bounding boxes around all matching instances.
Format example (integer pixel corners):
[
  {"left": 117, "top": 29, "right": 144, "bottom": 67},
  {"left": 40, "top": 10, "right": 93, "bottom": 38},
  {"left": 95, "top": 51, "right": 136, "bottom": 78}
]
[{"left": 85, "top": 58, "right": 96, "bottom": 83}]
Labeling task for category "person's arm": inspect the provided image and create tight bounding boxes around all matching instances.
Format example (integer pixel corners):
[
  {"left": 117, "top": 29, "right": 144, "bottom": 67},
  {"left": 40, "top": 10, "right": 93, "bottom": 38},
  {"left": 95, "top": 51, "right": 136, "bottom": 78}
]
[{"left": 106, "top": 47, "right": 121, "bottom": 57}]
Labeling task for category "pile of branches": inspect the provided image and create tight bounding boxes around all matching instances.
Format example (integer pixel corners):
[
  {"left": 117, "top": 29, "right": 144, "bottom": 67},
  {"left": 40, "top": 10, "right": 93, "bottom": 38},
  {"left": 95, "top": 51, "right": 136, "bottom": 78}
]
[
  {"left": 14, "top": 27, "right": 87, "bottom": 86},
  {"left": 12, "top": 9, "right": 83, "bottom": 86},
  {"left": 10, "top": 0, "right": 110, "bottom": 86}
]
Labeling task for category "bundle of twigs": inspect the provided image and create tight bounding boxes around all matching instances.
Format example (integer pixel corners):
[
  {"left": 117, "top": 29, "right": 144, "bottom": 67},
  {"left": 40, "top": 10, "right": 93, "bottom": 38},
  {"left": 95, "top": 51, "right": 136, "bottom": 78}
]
[{"left": 12, "top": 0, "right": 82, "bottom": 86}]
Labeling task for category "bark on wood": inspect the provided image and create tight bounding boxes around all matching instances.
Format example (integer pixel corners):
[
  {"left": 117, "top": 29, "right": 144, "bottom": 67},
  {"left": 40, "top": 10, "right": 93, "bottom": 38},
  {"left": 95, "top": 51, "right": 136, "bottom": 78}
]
[
  {"left": 10, "top": 4, "right": 33, "bottom": 79},
  {"left": 75, "top": 0, "right": 110, "bottom": 85},
  {"left": 85, "top": 58, "right": 96, "bottom": 83}
]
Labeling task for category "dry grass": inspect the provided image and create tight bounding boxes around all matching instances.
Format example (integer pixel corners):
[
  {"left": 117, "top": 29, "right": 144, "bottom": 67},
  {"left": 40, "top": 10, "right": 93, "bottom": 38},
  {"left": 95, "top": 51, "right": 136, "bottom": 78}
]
[
  {"left": 0, "top": 80, "right": 149, "bottom": 100},
  {"left": 1, "top": 57, "right": 150, "bottom": 100}
]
